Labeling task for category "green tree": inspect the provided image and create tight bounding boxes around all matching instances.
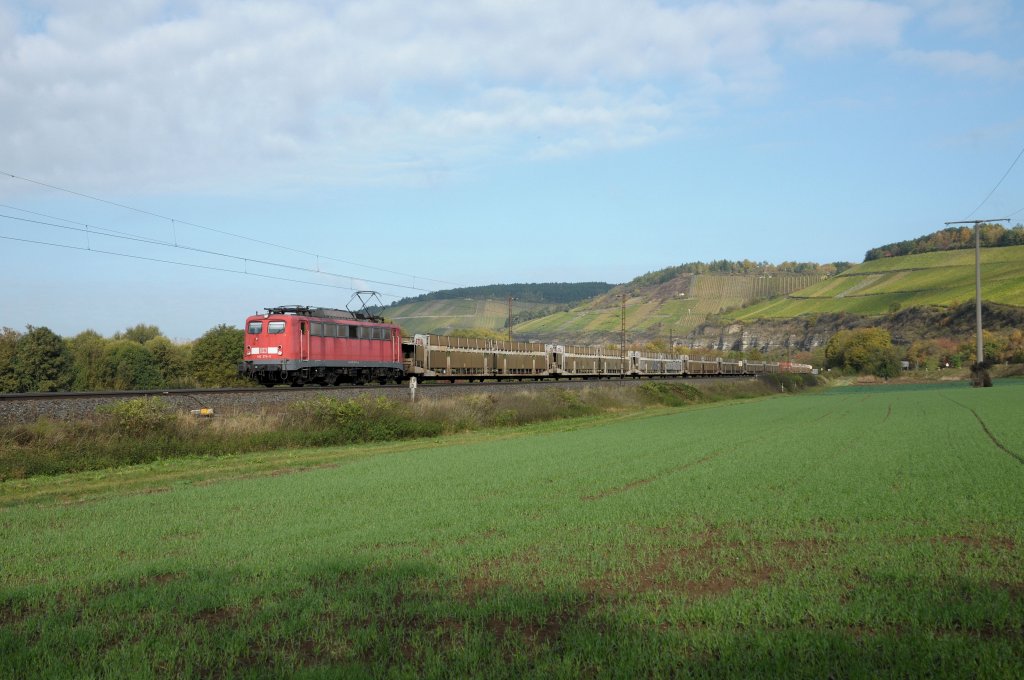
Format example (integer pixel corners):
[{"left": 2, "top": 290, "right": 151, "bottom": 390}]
[
  {"left": 115, "top": 324, "right": 163, "bottom": 344},
  {"left": 145, "top": 336, "right": 192, "bottom": 387},
  {"left": 99, "top": 340, "right": 163, "bottom": 390},
  {"left": 190, "top": 324, "right": 245, "bottom": 386},
  {"left": 68, "top": 330, "right": 108, "bottom": 391},
  {"left": 12, "top": 326, "right": 75, "bottom": 392},
  {"left": 0, "top": 327, "right": 21, "bottom": 393}
]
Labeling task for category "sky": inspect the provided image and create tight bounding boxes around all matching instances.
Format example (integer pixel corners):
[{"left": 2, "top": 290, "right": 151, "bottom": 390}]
[{"left": 1, "top": 0, "right": 1023, "bottom": 340}]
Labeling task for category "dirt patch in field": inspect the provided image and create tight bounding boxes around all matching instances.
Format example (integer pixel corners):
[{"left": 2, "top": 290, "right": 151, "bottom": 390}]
[
  {"left": 192, "top": 604, "right": 243, "bottom": 626},
  {"left": 991, "top": 581, "right": 1024, "bottom": 602},
  {"left": 933, "top": 534, "right": 1017, "bottom": 551},
  {"left": 140, "top": 571, "right": 184, "bottom": 587},
  {"left": 589, "top": 526, "right": 834, "bottom": 600},
  {"left": 458, "top": 548, "right": 542, "bottom": 601},
  {"left": 486, "top": 600, "right": 591, "bottom": 648}
]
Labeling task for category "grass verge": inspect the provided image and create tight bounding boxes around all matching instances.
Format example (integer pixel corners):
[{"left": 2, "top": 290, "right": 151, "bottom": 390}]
[{"left": 0, "top": 376, "right": 817, "bottom": 481}]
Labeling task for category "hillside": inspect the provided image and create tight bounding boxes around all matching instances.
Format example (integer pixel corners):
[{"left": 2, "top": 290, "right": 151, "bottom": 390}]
[
  {"left": 384, "top": 282, "right": 613, "bottom": 336},
  {"left": 513, "top": 271, "right": 826, "bottom": 343},
  {"left": 383, "top": 244, "right": 1024, "bottom": 349},
  {"left": 730, "top": 245, "right": 1024, "bottom": 321},
  {"left": 386, "top": 298, "right": 557, "bottom": 337}
]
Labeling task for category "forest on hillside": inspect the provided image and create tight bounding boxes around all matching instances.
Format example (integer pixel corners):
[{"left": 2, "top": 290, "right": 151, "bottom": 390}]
[
  {"left": 865, "top": 223, "right": 1024, "bottom": 261},
  {"left": 627, "top": 260, "right": 853, "bottom": 289},
  {"left": 391, "top": 282, "right": 614, "bottom": 306}
]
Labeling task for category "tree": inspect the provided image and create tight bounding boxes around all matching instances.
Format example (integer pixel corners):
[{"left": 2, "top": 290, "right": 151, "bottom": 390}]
[
  {"left": 99, "top": 340, "right": 163, "bottom": 390},
  {"left": 1003, "top": 329, "right": 1024, "bottom": 364},
  {"left": 145, "top": 336, "right": 192, "bottom": 387},
  {"left": 190, "top": 324, "right": 245, "bottom": 386},
  {"left": 824, "top": 328, "right": 900, "bottom": 377},
  {"left": 12, "top": 326, "right": 74, "bottom": 392},
  {"left": 68, "top": 330, "right": 108, "bottom": 391},
  {"left": 0, "top": 327, "right": 21, "bottom": 393},
  {"left": 115, "top": 324, "right": 163, "bottom": 345}
]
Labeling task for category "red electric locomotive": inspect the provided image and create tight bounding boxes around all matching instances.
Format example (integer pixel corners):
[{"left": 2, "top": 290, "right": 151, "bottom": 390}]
[{"left": 239, "top": 305, "right": 404, "bottom": 387}]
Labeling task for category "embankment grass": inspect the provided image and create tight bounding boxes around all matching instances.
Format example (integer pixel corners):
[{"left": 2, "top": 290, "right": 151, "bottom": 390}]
[{"left": 0, "top": 376, "right": 811, "bottom": 480}]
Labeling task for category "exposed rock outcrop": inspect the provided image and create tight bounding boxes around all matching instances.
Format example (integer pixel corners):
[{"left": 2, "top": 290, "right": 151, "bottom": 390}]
[{"left": 682, "top": 302, "right": 1024, "bottom": 352}]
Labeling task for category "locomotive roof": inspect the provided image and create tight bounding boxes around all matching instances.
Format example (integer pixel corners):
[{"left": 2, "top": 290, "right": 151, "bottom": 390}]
[{"left": 262, "top": 305, "right": 386, "bottom": 322}]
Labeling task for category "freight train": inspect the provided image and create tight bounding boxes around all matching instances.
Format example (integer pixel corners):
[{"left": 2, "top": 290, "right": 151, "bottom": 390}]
[{"left": 238, "top": 305, "right": 810, "bottom": 387}]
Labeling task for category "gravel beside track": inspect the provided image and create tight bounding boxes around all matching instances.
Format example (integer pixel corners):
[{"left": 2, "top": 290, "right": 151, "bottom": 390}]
[{"left": 0, "top": 377, "right": 750, "bottom": 425}]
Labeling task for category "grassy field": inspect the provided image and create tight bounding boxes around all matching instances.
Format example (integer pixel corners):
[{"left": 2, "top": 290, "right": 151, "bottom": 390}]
[
  {"left": 2, "top": 381, "right": 1023, "bottom": 677},
  {"left": 732, "top": 245, "right": 1024, "bottom": 320}
]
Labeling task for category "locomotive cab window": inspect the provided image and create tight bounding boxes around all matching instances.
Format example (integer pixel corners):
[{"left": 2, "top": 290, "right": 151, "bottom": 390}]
[
  {"left": 268, "top": 321, "right": 286, "bottom": 334},
  {"left": 247, "top": 321, "right": 263, "bottom": 335}
]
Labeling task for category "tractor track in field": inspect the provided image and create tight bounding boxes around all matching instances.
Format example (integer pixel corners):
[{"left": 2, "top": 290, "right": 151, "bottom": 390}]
[
  {"left": 581, "top": 451, "right": 724, "bottom": 501},
  {"left": 942, "top": 395, "right": 1024, "bottom": 465}
]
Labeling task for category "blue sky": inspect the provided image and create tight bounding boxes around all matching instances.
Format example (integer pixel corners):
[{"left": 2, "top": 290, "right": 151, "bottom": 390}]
[{"left": 1, "top": 0, "right": 1022, "bottom": 340}]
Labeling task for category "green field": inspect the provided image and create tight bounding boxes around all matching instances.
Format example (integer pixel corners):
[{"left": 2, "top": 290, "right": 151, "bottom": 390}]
[
  {"left": 733, "top": 245, "right": 1024, "bottom": 320},
  {"left": 3, "top": 382, "right": 1024, "bottom": 677}
]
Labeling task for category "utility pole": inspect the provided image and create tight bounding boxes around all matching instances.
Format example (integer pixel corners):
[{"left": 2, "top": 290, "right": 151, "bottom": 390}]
[
  {"left": 620, "top": 294, "right": 627, "bottom": 372},
  {"left": 507, "top": 296, "right": 517, "bottom": 343},
  {"left": 944, "top": 218, "right": 1009, "bottom": 386}
]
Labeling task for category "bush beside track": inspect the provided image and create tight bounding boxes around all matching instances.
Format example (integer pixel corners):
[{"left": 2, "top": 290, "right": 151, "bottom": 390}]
[{"left": 0, "top": 375, "right": 818, "bottom": 480}]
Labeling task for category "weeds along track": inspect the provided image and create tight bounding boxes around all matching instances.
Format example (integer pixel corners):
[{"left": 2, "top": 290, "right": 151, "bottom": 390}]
[{"left": 0, "top": 377, "right": 753, "bottom": 425}]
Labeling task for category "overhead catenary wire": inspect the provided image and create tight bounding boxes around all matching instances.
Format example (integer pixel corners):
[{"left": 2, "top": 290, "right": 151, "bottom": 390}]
[
  {"left": 964, "top": 142, "right": 1024, "bottom": 220},
  {"left": 0, "top": 170, "right": 463, "bottom": 288},
  {"left": 0, "top": 210, "right": 433, "bottom": 294},
  {"left": 0, "top": 233, "right": 403, "bottom": 299}
]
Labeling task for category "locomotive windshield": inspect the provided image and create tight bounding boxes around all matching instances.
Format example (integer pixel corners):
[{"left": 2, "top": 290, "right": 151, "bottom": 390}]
[
  {"left": 267, "top": 321, "right": 286, "bottom": 334},
  {"left": 247, "top": 321, "right": 263, "bottom": 334}
]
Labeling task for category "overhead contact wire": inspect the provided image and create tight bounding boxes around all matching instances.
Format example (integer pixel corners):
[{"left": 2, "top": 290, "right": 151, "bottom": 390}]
[
  {"left": 0, "top": 234, "right": 402, "bottom": 298},
  {"left": 0, "top": 211, "right": 431, "bottom": 293},
  {"left": 0, "top": 170, "right": 462, "bottom": 288}
]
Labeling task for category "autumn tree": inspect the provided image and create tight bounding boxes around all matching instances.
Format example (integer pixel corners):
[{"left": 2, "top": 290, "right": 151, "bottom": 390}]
[{"left": 824, "top": 328, "right": 901, "bottom": 378}]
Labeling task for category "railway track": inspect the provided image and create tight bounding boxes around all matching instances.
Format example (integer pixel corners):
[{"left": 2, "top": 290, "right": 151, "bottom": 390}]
[{"left": 0, "top": 376, "right": 751, "bottom": 425}]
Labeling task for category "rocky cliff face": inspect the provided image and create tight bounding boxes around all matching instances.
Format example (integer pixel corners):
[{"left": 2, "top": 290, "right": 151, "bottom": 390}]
[{"left": 682, "top": 302, "right": 1024, "bottom": 352}]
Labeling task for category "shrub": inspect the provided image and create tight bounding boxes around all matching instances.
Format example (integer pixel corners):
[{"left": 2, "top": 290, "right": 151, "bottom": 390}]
[
  {"left": 638, "top": 382, "right": 706, "bottom": 407},
  {"left": 97, "top": 397, "right": 175, "bottom": 436}
]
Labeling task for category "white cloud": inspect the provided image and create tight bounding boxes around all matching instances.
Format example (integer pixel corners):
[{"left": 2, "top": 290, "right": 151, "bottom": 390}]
[
  {"left": 770, "top": 0, "right": 909, "bottom": 53},
  {"left": 0, "top": 0, "right": 913, "bottom": 193},
  {"left": 911, "top": 0, "right": 1013, "bottom": 37},
  {"left": 895, "top": 48, "right": 1024, "bottom": 78}
]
